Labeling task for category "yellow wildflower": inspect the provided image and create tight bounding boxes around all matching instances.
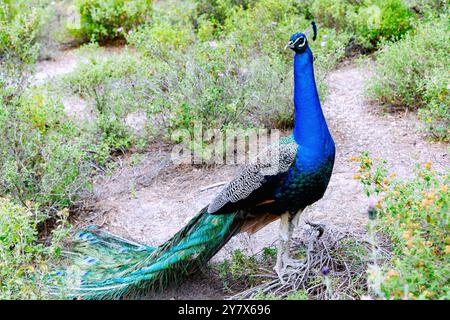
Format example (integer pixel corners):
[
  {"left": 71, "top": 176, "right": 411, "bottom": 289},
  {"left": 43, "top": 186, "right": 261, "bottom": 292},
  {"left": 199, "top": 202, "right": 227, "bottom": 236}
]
[
  {"left": 402, "top": 230, "right": 412, "bottom": 241},
  {"left": 421, "top": 198, "right": 432, "bottom": 208},
  {"left": 424, "top": 161, "right": 432, "bottom": 170},
  {"left": 386, "top": 269, "right": 398, "bottom": 278}
]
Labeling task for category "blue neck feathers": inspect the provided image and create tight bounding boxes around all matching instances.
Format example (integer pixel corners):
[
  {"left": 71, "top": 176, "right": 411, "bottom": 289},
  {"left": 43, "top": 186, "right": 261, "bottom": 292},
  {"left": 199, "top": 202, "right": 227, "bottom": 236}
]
[{"left": 292, "top": 47, "right": 334, "bottom": 156}]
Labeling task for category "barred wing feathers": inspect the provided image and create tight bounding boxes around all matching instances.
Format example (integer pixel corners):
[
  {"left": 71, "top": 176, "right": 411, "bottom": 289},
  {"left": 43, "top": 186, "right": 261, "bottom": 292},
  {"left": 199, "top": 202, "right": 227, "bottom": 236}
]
[{"left": 207, "top": 138, "right": 298, "bottom": 215}]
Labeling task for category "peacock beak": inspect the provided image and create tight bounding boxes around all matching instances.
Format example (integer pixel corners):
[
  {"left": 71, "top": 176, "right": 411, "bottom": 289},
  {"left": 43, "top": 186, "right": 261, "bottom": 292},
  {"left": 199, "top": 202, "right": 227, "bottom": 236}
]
[{"left": 284, "top": 40, "right": 294, "bottom": 50}]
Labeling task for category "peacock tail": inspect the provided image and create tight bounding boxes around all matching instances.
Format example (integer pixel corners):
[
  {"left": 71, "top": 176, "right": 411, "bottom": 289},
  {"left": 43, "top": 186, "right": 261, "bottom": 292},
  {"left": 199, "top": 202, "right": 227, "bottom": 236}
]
[{"left": 49, "top": 207, "right": 242, "bottom": 299}]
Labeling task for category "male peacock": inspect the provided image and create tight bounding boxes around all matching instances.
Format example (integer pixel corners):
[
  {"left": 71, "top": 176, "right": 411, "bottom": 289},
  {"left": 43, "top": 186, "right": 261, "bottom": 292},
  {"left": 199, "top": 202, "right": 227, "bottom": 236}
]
[{"left": 51, "top": 22, "right": 335, "bottom": 299}]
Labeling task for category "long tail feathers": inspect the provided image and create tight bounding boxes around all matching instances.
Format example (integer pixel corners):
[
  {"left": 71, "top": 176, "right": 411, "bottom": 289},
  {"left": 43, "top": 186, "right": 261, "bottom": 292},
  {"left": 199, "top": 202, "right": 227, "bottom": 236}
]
[{"left": 48, "top": 207, "right": 241, "bottom": 299}]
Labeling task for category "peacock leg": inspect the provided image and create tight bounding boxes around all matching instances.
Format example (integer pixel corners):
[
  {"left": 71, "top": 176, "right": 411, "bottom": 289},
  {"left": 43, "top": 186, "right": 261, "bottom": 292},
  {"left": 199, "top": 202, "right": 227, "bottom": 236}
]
[
  {"left": 274, "top": 211, "right": 304, "bottom": 281},
  {"left": 305, "top": 221, "right": 325, "bottom": 239}
]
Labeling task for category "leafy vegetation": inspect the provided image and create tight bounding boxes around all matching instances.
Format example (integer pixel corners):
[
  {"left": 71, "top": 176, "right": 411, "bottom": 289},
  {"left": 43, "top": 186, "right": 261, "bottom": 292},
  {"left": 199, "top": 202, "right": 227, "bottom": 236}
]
[
  {"left": 366, "top": 14, "right": 449, "bottom": 141},
  {"left": 217, "top": 249, "right": 261, "bottom": 292},
  {"left": 68, "top": 0, "right": 152, "bottom": 43},
  {"left": 0, "top": 197, "right": 70, "bottom": 299},
  {"left": 353, "top": 0, "right": 414, "bottom": 48},
  {"left": 58, "top": 48, "right": 142, "bottom": 151},
  {"left": 307, "top": 0, "right": 415, "bottom": 49},
  {"left": 354, "top": 152, "right": 449, "bottom": 299},
  {"left": 0, "top": 0, "right": 47, "bottom": 64},
  {"left": 0, "top": 91, "right": 101, "bottom": 211}
]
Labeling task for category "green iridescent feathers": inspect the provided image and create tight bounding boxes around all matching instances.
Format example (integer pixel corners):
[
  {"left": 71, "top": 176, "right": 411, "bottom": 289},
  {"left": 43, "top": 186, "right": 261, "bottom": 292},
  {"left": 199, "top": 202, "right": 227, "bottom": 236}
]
[{"left": 50, "top": 208, "right": 240, "bottom": 299}]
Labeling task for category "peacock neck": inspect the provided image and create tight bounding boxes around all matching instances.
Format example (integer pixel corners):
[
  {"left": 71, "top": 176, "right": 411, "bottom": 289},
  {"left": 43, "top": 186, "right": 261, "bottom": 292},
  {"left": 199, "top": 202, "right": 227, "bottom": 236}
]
[{"left": 292, "top": 47, "right": 332, "bottom": 152}]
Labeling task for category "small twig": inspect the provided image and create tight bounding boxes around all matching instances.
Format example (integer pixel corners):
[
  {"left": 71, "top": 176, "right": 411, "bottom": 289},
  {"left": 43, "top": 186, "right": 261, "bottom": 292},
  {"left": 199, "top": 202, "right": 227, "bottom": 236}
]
[{"left": 199, "top": 181, "right": 228, "bottom": 192}]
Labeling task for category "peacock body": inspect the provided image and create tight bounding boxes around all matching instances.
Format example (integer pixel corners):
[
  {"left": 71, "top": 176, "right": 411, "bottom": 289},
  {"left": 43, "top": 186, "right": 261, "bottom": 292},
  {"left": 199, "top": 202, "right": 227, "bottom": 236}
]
[{"left": 50, "top": 24, "right": 335, "bottom": 299}]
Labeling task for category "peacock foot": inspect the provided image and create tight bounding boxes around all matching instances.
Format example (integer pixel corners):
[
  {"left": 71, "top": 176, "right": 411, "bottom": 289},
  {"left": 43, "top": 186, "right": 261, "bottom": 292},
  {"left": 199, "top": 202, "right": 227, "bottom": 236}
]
[{"left": 274, "top": 256, "right": 305, "bottom": 283}]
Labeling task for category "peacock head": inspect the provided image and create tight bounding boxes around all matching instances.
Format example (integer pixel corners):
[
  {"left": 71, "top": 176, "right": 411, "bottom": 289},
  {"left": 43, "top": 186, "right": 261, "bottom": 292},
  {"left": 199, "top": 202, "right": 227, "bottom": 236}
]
[{"left": 285, "top": 21, "right": 317, "bottom": 54}]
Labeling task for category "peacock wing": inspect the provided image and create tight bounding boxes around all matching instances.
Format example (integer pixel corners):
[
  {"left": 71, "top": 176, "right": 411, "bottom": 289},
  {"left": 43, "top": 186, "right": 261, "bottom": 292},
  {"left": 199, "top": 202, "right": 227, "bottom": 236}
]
[{"left": 207, "top": 137, "right": 298, "bottom": 215}]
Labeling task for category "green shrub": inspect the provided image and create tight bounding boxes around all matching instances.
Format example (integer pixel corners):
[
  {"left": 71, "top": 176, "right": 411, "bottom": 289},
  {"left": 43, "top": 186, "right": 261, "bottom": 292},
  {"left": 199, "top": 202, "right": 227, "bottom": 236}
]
[
  {"left": 351, "top": 0, "right": 414, "bottom": 48},
  {"left": 0, "top": 91, "right": 101, "bottom": 211},
  {"left": 418, "top": 71, "right": 449, "bottom": 141},
  {"left": 0, "top": 0, "right": 47, "bottom": 64},
  {"left": 354, "top": 153, "right": 449, "bottom": 300},
  {"left": 222, "top": 0, "right": 306, "bottom": 56},
  {"left": 59, "top": 50, "right": 143, "bottom": 151},
  {"left": 217, "top": 249, "right": 260, "bottom": 291},
  {"left": 0, "top": 197, "right": 70, "bottom": 299},
  {"left": 407, "top": 0, "right": 449, "bottom": 15},
  {"left": 0, "top": 1, "right": 113, "bottom": 211},
  {"left": 365, "top": 15, "right": 449, "bottom": 141},
  {"left": 307, "top": 0, "right": 415, "bottom": 49},
  {"left": 196, "top": 0, "right": 256, "bottom": 26},
  {"left": 252, "top": 290, "right": 309, "bottom": 300},
  {"left": 128, "top": 18, "right": 194, "bottom": 53},
  {"left": 69, "top": 0, "right": 152, "bottom": 42},
  {"left": 307, "top": 0, "right": 358, "bottom": 31}
]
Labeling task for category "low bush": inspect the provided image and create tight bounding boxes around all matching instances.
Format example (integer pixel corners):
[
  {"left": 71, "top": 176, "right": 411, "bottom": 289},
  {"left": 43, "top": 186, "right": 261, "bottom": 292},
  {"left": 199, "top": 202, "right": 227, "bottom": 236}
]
[
  {"left": 0, "top": 197, "right": 70, "bottom": 299},
  {"left": 307, "top": 0, "right": 358, "bottom": 31},
  {"left": 217, "top": 249, "right": 260, "bottom": 292},
  {"left": 0, "top": 90, "right": 103, "bottom": 212},
  {"left": 418, "top": 70, "right": 449, "bottom": 141},
  {"left": 195, "top": 0, "right": 256, "bottom": 27},
  {"left": 365, "top": 15, "right": 449, "bottom": 141},
  {"left": 0, "top": 0, "right": 47, "bottom": 64},
  {"left": 354, "top": 152, "right": 449, "bottom": 300},
  {"left": 1, "top": 32, "right": 109, "bottom": 212},
  {"left": 351, "top": 0, "right": 414, "bottom": 48},
  {"left": 407, "top": 0, "right": 448, "bottom": 15},
  {"left": 69, "top": 0, "right": 152, "bottom": 43},
  {"left": 59, "top": 50, "right": 144, "bottom": 150},
  {"left": 307, "top": 0, "right": 415, "bottom": 49}
]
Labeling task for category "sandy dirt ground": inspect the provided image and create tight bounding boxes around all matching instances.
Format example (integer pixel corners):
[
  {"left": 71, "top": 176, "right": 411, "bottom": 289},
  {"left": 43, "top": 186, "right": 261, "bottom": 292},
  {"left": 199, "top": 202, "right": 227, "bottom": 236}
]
[{"left": 35, "top": 50, "right": 449, "bottom": 299}]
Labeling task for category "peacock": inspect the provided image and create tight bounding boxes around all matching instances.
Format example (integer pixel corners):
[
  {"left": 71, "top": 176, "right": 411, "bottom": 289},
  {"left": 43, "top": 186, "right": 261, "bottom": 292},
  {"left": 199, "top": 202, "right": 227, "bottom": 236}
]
[{"left": 50, "top": 22, "right": 336, "bottom": 299}]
